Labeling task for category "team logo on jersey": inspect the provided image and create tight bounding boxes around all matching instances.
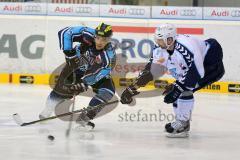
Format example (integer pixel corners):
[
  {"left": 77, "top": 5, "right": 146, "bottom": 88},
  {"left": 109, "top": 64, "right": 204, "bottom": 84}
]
[
  {"left": 169, "top": 68, "right": 183, "bottom": 79},
  {"left": 157, "top": 57, "right": 165, "bottom": 64},
  {"left": 84, "top": 50, "right": 93, "bottom": 65},
  {"left": 95, "top": 55, "right": 102, "bottom": 64}
]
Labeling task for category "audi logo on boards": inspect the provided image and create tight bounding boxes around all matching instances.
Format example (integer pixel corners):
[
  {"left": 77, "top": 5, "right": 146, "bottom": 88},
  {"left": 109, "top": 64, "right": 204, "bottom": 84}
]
[
  {"left": 180, "top": 9, "right": 197, "bottom": 16},
  {"left": 128, "top": 8, "right": 145, "bottom": 15},
  {"left": 24, "top": 5, "right": 41, "bottom": 13},
  {"left": 231, "top": 10, "right": 240, "bottom": 17},
  {"left": 75, "top": 7, "right": 92, "bottom": 14}
]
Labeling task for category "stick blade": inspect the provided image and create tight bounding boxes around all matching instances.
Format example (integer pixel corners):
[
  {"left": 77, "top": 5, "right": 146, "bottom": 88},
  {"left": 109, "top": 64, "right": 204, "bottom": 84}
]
[{"left": 12, "top": 113, "right": 24, "bottom": 126}]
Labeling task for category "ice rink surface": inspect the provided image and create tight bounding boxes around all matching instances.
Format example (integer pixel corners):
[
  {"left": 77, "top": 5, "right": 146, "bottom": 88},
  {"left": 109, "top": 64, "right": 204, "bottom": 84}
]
[{"left": 0, "top": 84, "right": 240, "bottom": 160}]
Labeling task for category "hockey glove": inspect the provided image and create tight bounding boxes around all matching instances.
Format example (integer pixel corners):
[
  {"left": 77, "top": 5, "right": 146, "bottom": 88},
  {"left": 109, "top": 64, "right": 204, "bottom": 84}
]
[
  {"left": 64, "top": 48, "right": 89, "bottom": 70},
  {"left": 120, "top": 85, "right": 140, "bottom": 104},
  {"left": 64, "top": 49, "right": 79, "bottom": 69},
  {"left": 70, "top": 82, "right": 88, "bottom": 94},
  {"left": 63, "top": 81, "right": 88, "bottom": 95},
  {"left": 163, "top": 81, "right": 187, "bottom": 104}
]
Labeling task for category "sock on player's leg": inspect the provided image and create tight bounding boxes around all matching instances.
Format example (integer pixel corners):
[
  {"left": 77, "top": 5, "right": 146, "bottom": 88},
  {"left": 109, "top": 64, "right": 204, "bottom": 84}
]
[{"left": 165, "top": 93, "right": 194, "bottom": 138}]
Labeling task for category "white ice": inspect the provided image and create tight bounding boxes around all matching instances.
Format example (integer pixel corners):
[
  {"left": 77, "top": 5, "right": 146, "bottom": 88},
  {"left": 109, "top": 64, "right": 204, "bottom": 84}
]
[{"left": 0, "top": 84, "right": 240, "bottom": 160}]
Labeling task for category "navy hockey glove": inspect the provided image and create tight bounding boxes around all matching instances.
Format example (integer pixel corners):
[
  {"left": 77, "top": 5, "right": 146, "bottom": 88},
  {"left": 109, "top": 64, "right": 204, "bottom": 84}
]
[
  {"left": 163, "top": 81, "right": 187, "bottom": 104},
  {"left": 120, "top": 85, "right": 140, "bottom": 104}
]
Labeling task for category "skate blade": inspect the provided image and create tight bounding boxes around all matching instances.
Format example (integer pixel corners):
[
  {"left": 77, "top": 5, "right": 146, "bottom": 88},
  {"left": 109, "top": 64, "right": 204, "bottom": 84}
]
[{"left": 166, "top": 131, "right": 189, "bottom": 138}]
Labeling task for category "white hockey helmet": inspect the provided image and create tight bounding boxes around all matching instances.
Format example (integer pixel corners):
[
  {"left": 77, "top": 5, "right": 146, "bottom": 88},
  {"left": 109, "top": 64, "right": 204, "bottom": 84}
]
[{"left": 154, "top": 23, "right": 177, "bottom": 48}]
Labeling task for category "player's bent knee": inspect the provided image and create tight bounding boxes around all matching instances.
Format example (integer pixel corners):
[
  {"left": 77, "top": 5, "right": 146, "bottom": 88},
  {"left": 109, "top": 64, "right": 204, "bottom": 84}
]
[
  {"left": 50, "top": 90, "right": 72, "bottom": 100},
  {"left": 98, "top": 88, "right": 115, "bottom": 102}
]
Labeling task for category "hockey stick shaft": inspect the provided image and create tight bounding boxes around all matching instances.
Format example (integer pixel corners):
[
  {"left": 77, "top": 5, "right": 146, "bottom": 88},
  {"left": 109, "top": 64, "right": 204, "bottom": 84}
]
[
  {"left": 65, "top": 72, "right": 76, "bottom": 137},
  {"left": 15, "top": 100, "right": 119, "bottom": 126}
]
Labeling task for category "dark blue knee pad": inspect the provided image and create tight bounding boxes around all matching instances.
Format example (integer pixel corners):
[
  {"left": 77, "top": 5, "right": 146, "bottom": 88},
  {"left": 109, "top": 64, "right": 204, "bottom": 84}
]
[
  {"left": 89, "top": 88, "right": 115, "bottom": 107},
  {"left": 98, "top": 88, "right": 115, "bottom": 101},
  {"left": 87, "top": 88, "right": 115, "bottom": 119}
]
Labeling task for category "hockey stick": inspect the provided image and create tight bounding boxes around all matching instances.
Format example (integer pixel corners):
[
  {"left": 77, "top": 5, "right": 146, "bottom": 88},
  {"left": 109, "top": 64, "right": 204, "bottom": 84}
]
[
  {"left": 65, "top": 72, "right": 76, "bottom": 137},
  {"left": 12, "top": 100, "right": 119, "bottom": 127},
  {"left": 65, "top": 94, "right": 75, "bottom": 137}
]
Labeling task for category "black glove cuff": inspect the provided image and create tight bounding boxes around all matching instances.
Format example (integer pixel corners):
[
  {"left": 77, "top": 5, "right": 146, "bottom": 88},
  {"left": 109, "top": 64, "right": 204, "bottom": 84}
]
[
  {"left": 64, "top": 49, "right": 76, "bottom": 57},
  {"left": 127, "top": 85, "right": 140, "bottom": 96}
]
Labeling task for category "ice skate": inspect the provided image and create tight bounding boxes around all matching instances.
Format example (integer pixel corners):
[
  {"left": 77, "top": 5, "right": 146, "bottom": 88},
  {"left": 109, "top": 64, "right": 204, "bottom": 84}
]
[
  {"left": 165, "top": 120, "right": 190, "bottom": 138},
  {"left": 75, "top": 112, "right": 95, "bottom": 131}
]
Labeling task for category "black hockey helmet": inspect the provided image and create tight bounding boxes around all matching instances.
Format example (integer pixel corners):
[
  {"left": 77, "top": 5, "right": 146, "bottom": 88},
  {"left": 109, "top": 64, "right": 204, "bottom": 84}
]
[{"left": 95, "top": 23, "right": 113, "bottom": 37}]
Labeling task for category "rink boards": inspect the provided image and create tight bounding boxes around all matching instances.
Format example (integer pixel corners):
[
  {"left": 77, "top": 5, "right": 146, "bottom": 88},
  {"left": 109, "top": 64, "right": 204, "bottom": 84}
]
[
  {"left": 0, "top": 15, "right": 240, "bottom": 94},
  {"left": 0, "top": 73, "right": 239, "bottom": 94}
]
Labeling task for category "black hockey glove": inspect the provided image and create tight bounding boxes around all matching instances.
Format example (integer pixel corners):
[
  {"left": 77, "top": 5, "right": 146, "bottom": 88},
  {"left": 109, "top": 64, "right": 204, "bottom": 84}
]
[
  {"left": 63, "top": 81, "right": 88, "bottom": 95},
  {"left": 120, "top": 85, "right": 140, "bottom": 104},
  {"left": 63, "top": 45, "right": 89, "bottom": 70},
  {"left": 64, "top": 49, "right": 79, "bottom": 69},
  {"left": 163, "top": 81, "right": 187, "bottom": 104}
]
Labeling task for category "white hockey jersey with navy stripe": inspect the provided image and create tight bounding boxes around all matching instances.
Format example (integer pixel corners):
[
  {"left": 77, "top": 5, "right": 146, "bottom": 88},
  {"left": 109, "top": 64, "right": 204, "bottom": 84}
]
[{"left": 152, "top": 35, "right": 209, "bottom": 89}]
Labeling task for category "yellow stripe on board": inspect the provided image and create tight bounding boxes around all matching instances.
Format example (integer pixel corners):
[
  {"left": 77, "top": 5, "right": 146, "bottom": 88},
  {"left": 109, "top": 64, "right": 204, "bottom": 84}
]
[
  {"left": 0, "top": 73, "right": 240, "bottom": 94},
  {"left": 11, "top": 74, "right": 50, "bottom": 85},
  {"left": 0, "top": 73, "right": 9, "bottom": 83}
]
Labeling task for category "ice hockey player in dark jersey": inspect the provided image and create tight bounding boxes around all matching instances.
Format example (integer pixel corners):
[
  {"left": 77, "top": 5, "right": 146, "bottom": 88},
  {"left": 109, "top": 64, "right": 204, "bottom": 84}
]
[
  {"left": 39, "top": 23, "right": 116, "bottom": 129},
  {"left": 120, "top": 23, "right": 225, "bottom": 137}
]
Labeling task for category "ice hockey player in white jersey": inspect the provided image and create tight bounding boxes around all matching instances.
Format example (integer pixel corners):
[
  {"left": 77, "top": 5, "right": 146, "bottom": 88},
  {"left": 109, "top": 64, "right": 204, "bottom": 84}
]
[{"left": 120, "top": 23, "right": 225, "bottom": 137}]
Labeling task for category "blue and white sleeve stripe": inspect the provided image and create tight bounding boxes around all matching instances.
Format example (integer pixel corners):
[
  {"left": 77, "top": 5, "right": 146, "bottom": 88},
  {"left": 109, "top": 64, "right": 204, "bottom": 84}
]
[{"left": 58, "top": 27, "right": 70, "bottom": 50}]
